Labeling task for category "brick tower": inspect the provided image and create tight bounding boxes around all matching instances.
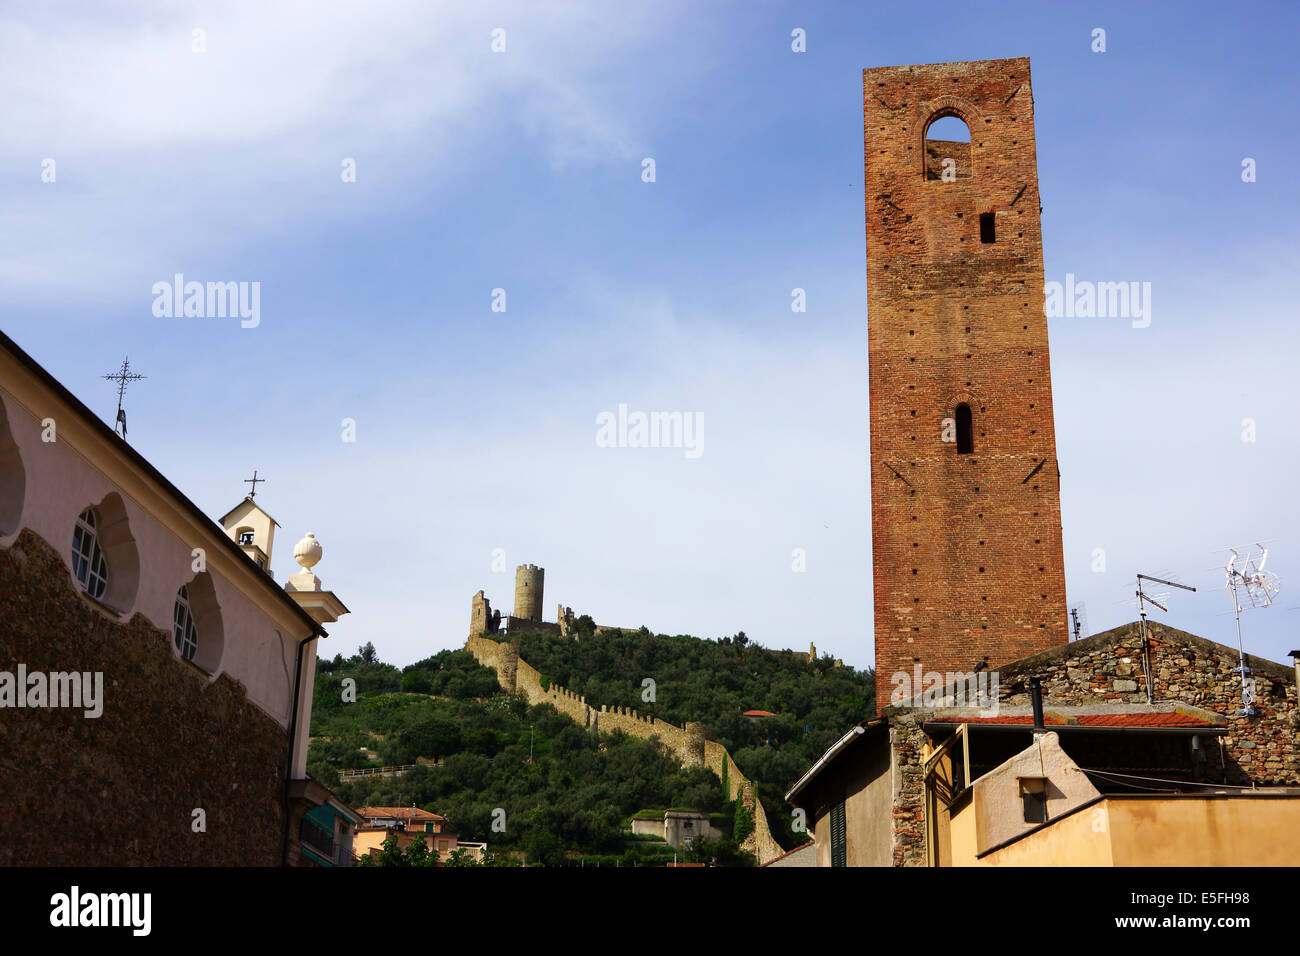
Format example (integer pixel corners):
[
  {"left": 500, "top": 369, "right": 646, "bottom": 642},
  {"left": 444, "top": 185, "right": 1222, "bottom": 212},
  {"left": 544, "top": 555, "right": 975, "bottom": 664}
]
[{"left": 864, "top": 58, "right": 1068, "bottom": 712}]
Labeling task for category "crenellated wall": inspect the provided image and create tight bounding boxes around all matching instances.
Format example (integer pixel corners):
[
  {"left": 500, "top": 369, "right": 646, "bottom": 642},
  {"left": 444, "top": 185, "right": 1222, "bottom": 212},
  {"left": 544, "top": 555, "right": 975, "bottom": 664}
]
[{"left": 465, "top": 633, "right": 784, "bottom": 863}]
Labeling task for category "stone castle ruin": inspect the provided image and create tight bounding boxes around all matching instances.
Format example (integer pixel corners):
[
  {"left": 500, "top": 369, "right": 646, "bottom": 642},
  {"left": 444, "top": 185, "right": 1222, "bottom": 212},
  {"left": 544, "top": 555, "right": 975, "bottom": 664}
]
[
  {"left": 469, "top": 563, "right": 635, "bottom": 640},
  {"left": 464, "top": 564, "right": 784, "bottom": 864}
]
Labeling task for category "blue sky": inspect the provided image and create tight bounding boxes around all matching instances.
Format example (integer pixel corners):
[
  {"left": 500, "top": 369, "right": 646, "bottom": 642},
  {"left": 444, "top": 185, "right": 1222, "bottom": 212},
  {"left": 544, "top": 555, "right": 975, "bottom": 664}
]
[{"left": 2, "top": 0, "right": 1297, "bottom": 672}]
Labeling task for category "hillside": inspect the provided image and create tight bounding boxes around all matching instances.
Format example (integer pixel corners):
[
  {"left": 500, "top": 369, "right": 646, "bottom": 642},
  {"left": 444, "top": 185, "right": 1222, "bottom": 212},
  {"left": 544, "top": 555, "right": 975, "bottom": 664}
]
[
  {"left": 309, "top": 647, "right": 750, "bottom": 865},
  {"left": 307, "top": 630, "right": 875, "bottom": 862},
  {"left": 495, "top": 623, "right": 876, "bottom": 834}
]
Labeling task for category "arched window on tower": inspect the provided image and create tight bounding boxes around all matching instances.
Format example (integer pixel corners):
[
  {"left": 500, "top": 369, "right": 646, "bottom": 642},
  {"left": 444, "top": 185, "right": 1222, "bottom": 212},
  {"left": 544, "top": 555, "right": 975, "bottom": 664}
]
[
  {"left": 924, "top": 114, "right": 972, "bottom": 182},
  {"left": 956, "top": 404, "right": 974, "bottom": 454}
]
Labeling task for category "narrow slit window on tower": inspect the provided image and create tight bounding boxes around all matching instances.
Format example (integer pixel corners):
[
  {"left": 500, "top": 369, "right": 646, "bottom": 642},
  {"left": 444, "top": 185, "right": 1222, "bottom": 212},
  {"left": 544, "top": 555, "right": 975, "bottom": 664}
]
[
  {"left": 956, "top": 403, "right": 974, "bottom": 454},
  {"left": 979, "top": 212, "right": 996, "bottom": 243}
]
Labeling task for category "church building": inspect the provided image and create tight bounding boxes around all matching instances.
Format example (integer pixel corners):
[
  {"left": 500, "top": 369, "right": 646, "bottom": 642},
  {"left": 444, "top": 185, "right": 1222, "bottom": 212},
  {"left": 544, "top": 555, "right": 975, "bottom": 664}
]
[{"left": 0, "top": 328, "right": 349, "bottom": 865}]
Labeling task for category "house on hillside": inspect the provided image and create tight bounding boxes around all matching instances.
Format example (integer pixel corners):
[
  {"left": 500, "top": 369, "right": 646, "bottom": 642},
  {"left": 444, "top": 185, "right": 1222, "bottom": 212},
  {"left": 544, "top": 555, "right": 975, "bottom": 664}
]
[
  {"left": 301, "top": 796, "right": 364, "bottom": 867},
  {"left": 630, "top": 809, "right": 724, "bottom": 849},
  {"left": 354, "top": 807, "right": 486, "bottom": 862}
]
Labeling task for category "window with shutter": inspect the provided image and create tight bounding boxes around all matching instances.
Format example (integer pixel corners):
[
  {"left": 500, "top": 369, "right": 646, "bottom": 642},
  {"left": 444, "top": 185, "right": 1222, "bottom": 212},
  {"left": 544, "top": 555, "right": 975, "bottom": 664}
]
[{"left": 830, "top": 800, "right": 847, "bottom": 867}]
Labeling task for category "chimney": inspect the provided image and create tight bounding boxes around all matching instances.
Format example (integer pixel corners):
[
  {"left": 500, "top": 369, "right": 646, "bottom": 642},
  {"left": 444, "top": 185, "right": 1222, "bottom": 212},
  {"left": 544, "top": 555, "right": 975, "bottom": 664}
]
[{"left": 1030, "top": 676, "right": 1045, "bottom": 731}]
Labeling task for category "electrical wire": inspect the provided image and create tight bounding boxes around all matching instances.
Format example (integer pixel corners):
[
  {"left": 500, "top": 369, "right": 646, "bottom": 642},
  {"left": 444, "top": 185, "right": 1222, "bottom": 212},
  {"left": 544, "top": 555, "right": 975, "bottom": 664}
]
[{"left": 1079, "top": 767, "right": 1262, "bottom": 791}]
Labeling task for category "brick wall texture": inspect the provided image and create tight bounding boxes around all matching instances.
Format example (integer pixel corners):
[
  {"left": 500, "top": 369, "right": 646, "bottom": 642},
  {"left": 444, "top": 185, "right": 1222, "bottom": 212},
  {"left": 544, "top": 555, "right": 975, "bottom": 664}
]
[
  {"left": 0, "top": 530, "right": 290, "bottom": 865},
  {"left": 865, "top": 57, "right": 1069, "bottom": 712}
]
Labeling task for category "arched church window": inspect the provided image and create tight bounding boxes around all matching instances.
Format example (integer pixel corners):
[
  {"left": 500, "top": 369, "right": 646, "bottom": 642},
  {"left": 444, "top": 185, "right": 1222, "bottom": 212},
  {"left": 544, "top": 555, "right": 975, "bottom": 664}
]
[
  {"left": 72, "top": 507, "right": 110, "bottom": 599},
  {"left": 174, "top": 585, "right": 199, "bottom": 663},
  {"left": 0, "top": 396, "right": 24, "bottom": 537}
]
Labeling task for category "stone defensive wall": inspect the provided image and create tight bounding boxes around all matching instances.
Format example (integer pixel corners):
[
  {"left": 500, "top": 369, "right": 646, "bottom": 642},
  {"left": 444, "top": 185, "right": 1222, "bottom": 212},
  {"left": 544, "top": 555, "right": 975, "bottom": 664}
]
[
  {"left": 465, "top": 634, "right": 784, "bottom": 863},
  {"left": 704, "top": 740, "right": 783, "bottom": 862}
]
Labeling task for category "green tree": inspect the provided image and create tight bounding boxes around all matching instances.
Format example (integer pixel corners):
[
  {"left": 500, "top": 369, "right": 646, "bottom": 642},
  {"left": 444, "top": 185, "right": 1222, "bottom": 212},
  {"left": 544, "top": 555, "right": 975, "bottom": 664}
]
[
  {"left": 522, "top": 827, "right": 566, "bottom": 867},
  {"left": 376, "top": 831, "right": 407, "bottom": 867},
  {"left": 404, "top": 833, "right": 435, "bottom": 867},
  {"left": 682, "top": 834, "right": 755, "bottom": 867},
  {"left": 733, "top": 799, "right": 754, "bottom": 844}
]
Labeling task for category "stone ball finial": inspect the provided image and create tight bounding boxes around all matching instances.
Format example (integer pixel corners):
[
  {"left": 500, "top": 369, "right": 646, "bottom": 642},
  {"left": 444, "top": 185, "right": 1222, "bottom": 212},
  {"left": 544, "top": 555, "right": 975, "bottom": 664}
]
[{"left": 294, "top": 532, "right": 323, "bottom": 570}]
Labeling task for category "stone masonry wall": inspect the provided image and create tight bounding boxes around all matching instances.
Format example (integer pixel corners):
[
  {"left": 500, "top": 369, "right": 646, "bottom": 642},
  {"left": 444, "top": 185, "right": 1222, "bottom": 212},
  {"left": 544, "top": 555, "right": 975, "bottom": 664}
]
[
  {"left": 704, "top": 739, "right": 783, "bottom": 862},
  {"left": 0, "top": 529, "right": 290, "bottom": 865},
  {"left": 883, "top": 621, "right": 1299, "bottom": 866},
  {"left": 465, "top": 633, "right": 783, "bottom": 863},
  {"left": 995, "top": 622, "right": 1299, "bottom": 785}
]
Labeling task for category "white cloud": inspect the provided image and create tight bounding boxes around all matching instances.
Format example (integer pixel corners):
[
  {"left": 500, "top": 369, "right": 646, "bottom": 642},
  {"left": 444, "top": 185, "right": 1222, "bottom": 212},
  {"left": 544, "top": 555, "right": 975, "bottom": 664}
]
[{"left": 0, "top": 0, "right": 677, "bottom": 305}]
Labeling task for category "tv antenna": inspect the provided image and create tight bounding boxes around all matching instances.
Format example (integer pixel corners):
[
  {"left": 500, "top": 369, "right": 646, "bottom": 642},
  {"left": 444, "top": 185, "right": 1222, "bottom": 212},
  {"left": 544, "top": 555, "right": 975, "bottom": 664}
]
[
  {"left": 1224, "top": 545, "right": 1281, "bottom": 717},
  {"left": 1134, "top": 573, "right": 1196, "bottom": 705},
  {"left": 1068, "top": 603, "right": 1090, "bottom": 642}
]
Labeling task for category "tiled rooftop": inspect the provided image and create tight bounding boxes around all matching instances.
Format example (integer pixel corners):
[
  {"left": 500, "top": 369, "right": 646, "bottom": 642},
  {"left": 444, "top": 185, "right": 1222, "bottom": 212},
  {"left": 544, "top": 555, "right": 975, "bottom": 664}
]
[
  {"left": 923, "top": 712, "right": 1225, "bottom": 728},
  {"left": 356, "top": 806, "right": 446, "bottom": 821}
]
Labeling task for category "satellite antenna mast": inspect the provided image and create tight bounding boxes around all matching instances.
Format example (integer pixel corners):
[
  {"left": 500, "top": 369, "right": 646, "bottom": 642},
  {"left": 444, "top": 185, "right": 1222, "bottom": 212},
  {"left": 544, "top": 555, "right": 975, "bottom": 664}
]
[
  {"left": 1224, "top": 544, "right": 1281, "bottom": 717},
  {"left": 1068, "top": 602, "right": 1089, "bottom": 642},
  {"left": 1135, "top": 573, "right": 1196, "bottom": 705}
]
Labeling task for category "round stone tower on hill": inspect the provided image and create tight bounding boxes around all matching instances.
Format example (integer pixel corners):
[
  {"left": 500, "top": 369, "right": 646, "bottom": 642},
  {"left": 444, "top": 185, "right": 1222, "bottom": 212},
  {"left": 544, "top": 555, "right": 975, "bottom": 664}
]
[{"left": 513, "top": 564, "right": 544, "bottom": 621}]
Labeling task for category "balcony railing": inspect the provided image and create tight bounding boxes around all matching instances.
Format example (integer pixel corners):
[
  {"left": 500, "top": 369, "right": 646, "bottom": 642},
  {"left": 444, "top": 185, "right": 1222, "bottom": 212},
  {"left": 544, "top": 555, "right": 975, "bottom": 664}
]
[
  {"left": 336, "top": 764, "right": 417, "bottom": 781},
  {"left": 300, "top": 818, "right": 335, "bottom": 860}
]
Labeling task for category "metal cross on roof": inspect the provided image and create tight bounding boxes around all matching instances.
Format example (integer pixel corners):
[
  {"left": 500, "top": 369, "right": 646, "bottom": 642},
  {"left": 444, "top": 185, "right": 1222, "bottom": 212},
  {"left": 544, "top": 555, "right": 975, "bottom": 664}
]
[
  {"left": 244, "top": 470, "right": 265, "bottom": 498},
  {"left": 102, "top": 356, "right": 145, "bottom": 437}
]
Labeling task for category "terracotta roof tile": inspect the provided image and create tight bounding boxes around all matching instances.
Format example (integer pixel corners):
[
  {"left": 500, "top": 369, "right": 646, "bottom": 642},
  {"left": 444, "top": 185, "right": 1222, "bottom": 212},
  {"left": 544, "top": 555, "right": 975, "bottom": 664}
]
[
  {"left": 923, "top": 712, "right": 1224, "bottom": 728},
  {"left": 356, "top": 807, "right": 446, "bottom": 821}
]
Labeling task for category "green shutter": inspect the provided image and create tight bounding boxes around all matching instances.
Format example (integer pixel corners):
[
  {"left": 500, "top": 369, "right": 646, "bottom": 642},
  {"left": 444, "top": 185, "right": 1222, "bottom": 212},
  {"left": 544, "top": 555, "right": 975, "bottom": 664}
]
[{"left": 830, "top": 800, "right": 847, "bottom": 868}]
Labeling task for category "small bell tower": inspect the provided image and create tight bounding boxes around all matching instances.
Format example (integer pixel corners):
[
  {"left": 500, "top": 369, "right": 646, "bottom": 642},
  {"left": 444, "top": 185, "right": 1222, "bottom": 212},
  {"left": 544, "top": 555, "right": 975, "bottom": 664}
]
[{"left": 219, "top": 495, "right": 279, "bottom": 575}]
